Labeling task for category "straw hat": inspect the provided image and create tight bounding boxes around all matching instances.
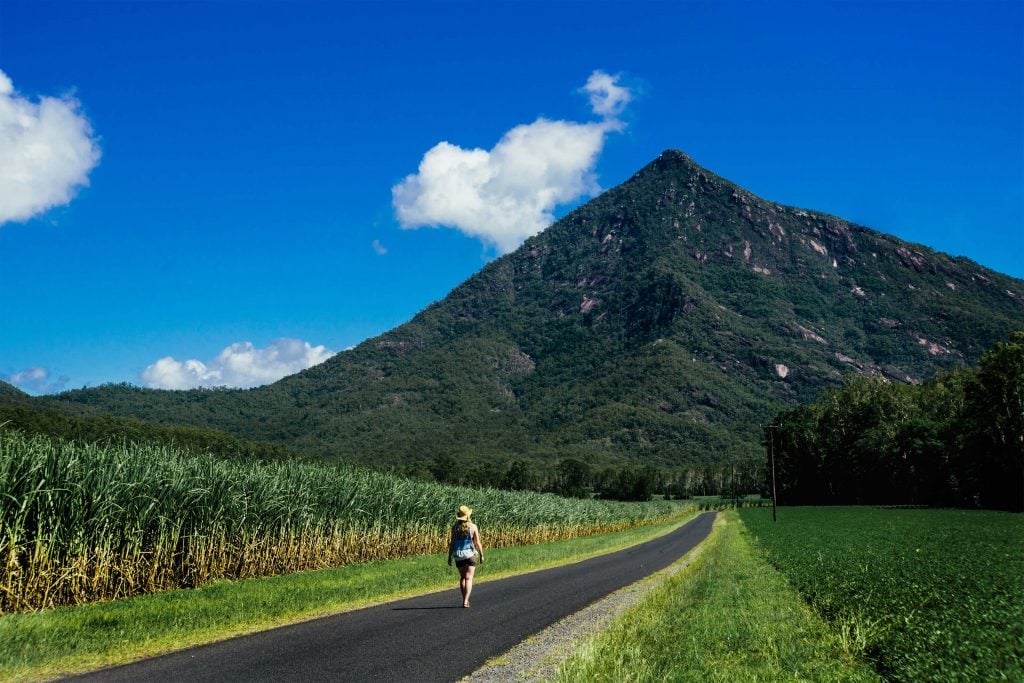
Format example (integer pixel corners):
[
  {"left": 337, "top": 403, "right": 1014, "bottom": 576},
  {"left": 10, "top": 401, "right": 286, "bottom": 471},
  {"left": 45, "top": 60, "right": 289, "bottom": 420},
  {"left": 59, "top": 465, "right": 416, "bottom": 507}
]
[{"left": 456, "top": 505, "right": 473, "bottom": 521}]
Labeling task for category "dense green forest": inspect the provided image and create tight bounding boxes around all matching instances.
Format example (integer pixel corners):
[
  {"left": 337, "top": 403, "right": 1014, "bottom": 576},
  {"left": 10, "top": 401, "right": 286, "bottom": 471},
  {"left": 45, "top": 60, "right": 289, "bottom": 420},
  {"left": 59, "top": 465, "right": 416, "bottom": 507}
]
[
  {"left": 767, "top": 332, "right": 1024, "bottom": 510},
  {"left": 39, "top": 152, "right": 1024, "bottom": 471}
]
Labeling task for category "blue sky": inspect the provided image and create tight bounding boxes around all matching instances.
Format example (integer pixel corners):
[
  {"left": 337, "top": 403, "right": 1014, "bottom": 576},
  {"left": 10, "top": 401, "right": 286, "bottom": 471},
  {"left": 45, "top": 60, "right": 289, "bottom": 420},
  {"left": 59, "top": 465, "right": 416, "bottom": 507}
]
[{"left": 1, "top": 0, "right": 1021, "bottom": 393}]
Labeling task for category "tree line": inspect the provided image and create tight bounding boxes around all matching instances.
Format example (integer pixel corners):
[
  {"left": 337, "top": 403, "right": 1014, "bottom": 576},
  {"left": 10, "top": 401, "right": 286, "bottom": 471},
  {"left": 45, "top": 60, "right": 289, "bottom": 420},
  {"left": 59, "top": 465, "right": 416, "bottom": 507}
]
[
  {"left": 401, "top": 453, "right": 764, "bottom": 501},
  {"left": 0, "top": 401, "right": 307, "bottom": 463},
  {"left": 767, "top": 332, "right": 1023, "bottom": 511}
]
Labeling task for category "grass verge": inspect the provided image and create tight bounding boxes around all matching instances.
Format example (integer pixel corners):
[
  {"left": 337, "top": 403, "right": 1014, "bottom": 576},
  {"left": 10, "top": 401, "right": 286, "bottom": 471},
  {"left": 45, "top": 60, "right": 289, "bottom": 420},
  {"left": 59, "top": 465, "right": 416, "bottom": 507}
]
[
  {"left": 0, "top": 510, "right": 696, "bottom": 681},
  {"left": 552, "top": 511, "right": 879, "bottom": 682}
]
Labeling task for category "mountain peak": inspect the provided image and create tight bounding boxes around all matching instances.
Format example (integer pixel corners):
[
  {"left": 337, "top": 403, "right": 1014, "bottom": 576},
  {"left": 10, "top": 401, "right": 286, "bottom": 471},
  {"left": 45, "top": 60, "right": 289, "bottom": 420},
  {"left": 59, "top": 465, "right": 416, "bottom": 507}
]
[
  {"left": 623, "top": 149, "right": 739, "bottom": 199},
  {"left": 641, "top": 148, "right": 702, "bottom": 175},
  {"left": 658, "top": 148, "right": 694, "bottom": 164}
]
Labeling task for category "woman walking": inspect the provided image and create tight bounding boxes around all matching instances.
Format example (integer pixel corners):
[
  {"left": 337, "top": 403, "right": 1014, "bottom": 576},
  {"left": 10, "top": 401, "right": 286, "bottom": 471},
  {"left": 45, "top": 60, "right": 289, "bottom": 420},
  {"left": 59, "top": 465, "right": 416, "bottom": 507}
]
[{"left": 448, "top": 505, "right": 484, "bottom": 608}]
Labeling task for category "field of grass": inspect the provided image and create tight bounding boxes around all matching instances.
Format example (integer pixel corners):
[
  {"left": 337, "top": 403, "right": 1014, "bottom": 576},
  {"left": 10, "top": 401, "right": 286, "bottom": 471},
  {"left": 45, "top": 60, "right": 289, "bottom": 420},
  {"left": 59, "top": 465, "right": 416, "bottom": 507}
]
[
  {"left": 739, "top": 507, "right": 1024, "bottom": 682},
  {"left": 0, "top": 512, "right": 696, "bottom": 681},
  {"left": 0, "top": 429, "right": 686, "bottom": 613},
  {"left": 554, "top": 511, "right": 877, "bottom": 682}
]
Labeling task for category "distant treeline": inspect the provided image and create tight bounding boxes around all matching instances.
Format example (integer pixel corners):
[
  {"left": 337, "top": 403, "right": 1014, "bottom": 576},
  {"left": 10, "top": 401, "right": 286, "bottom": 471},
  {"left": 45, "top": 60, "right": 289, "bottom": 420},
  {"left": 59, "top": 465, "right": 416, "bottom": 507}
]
[
  {"left": 768, "top": 332, "right": 1023, "bottom": 511},
  {"left": 0, "top": 401, "right": 305, "bottom": 464},
  {"left": 399, "top": 453, "right": 764, "bottom": 501}
]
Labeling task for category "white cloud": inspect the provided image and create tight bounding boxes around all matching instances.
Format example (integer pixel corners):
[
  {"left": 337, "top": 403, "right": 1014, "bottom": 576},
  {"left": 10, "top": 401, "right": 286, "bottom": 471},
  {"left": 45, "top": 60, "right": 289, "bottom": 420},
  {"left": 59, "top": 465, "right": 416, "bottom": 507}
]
[
  {"left": 141, "top": 338, "right": 335, "bottom": 390},
  {"left": 0, "top": 69, "right": 101, "bottom": 225},
  {"left": 392, "top": 70, "right": 632, "bottom": 254},
  {"left": 5, "top": 366, "right": 68, "bottom": 394},
  {"left": 371, "top": 239, "right": 388, "bottom": 255},
  {"left": 581, "top": 70, "right": 632, "bottom": 118}
]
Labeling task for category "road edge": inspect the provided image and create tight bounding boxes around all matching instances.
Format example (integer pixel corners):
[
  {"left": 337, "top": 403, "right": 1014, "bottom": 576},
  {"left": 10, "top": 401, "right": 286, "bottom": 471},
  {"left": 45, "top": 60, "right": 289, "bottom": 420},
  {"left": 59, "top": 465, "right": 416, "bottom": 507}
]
[{"left": 462, "top": 511, "right": 722, "bottom": 682}]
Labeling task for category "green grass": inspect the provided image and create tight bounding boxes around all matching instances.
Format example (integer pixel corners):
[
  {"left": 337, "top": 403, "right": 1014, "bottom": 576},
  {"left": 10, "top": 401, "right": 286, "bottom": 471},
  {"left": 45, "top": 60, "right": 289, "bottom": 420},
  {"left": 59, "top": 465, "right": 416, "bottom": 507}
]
[
  {"left": 740, "top": 507, "right": 1024, "bottom": 682},
  {"left": 553, "top": 511, "right": 877, "bottom": 682},
  {"left": 0, "top": 510, "right": 696, "bottom": 681}
]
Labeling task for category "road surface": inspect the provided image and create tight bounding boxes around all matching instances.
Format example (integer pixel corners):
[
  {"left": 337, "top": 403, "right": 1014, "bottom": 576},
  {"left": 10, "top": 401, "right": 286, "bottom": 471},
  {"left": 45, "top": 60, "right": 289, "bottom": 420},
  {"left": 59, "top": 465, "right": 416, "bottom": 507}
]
[{"left": 72, "top": 511, "right": 716, "bottom": 682}]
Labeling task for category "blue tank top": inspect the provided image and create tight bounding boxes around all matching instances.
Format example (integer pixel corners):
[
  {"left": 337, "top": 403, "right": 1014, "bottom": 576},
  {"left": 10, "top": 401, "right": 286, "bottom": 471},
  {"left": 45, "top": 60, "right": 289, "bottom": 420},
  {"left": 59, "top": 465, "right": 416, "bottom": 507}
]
[{"left": 454, "top": 526, "right": 475, "bottom": 557}]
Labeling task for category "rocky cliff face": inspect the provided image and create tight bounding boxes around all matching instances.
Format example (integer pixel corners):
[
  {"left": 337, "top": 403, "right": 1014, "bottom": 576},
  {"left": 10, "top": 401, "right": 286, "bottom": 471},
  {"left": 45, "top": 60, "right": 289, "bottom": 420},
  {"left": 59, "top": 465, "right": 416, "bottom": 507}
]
[{"left": 48, "top": 151, "right": 1024, "bottom": 468}]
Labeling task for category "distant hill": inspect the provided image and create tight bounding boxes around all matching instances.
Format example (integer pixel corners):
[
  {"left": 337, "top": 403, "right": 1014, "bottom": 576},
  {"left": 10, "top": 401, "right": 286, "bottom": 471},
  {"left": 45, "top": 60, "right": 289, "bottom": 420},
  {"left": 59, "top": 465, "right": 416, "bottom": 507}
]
[
  {"left": 0, "top": 381, "right": 28, "bottom": 401},
  {"left": 38, "top": 151, "right": 1024, "bottom": 469},
  {"left": 0, "top": 389, "right": 305, "bottom": 464}
]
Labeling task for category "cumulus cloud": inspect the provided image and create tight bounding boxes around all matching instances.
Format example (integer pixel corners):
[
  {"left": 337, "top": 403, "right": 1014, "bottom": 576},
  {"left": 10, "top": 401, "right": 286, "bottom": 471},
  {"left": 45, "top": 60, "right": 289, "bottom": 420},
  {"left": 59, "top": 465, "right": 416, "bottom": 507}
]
[
  {"left": 581, "top": 70, "right": 632, "bottom": 118},
  {"left": 0, "top": 69, "right": 101, "bottom": 225},
  {"left": 141, "top": 338, "right": 335, "bottom": 390},
  {"left": 4, "top": 366, "right": 68, "bottom": 394},
  {"left": 371, "top": 239, "right": 388, "bottom": 255},
  {"left": 392, "top": 70, "right": 632, "bottom": 254}
]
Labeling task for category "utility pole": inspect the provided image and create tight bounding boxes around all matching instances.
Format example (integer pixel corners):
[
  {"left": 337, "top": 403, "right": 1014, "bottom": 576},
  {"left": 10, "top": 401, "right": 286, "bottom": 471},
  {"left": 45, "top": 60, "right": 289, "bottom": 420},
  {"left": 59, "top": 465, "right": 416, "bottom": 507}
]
[
  {"left": 764, "top": 424, "right": 779, "bottom": 522},
  {"left": 732, "top": 462, "right": 739, "bottom": 508}
]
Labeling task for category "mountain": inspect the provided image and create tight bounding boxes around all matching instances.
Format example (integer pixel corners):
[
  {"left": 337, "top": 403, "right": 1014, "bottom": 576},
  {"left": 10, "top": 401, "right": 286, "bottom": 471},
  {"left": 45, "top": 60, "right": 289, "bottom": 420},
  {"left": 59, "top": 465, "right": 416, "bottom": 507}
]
[{"left": 37, "top": 151, "right": 1024, "bottom": 469}]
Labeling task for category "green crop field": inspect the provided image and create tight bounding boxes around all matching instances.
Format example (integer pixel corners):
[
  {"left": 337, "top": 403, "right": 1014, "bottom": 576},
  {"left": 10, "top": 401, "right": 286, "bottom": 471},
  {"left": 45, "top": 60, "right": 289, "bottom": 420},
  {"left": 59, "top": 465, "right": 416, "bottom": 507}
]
[
  {"left": 739, "top": 507, "right": 1024, "bottom": 682},
  {"left": 0, "top": 428, "right": 686, "bottom": 613}
]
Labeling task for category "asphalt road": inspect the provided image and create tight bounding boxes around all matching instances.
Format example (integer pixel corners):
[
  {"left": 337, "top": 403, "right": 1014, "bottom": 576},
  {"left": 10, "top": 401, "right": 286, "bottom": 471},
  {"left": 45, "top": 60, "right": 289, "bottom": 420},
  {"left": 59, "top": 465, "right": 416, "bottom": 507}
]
[{"left": 72, "top": 511, "right": 716, "bottom": 682}]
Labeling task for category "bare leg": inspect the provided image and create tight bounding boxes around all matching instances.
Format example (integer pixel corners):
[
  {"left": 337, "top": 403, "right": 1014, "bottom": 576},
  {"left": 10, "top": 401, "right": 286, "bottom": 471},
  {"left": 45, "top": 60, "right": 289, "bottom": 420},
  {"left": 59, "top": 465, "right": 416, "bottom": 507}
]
[
  {"left": 458, "top": 565, "right": 470, "bottom": 606},
  {"left": 463, "top": 565, "right": 476, "bottom": 607}
]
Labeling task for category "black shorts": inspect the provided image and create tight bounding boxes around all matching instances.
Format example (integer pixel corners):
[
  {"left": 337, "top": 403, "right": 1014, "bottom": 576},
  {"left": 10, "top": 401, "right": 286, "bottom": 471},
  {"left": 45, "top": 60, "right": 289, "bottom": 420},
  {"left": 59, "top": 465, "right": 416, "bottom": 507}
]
[{"left": 455, "top": 554, "right": 478, "bottom": 568}]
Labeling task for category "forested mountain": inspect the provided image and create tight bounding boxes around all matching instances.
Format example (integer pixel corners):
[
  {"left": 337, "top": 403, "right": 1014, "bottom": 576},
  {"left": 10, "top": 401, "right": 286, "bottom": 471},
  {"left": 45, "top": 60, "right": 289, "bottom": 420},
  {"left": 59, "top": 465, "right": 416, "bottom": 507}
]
[{"left": 35, "top": 151, "right": 1024, "bottom": 470}]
